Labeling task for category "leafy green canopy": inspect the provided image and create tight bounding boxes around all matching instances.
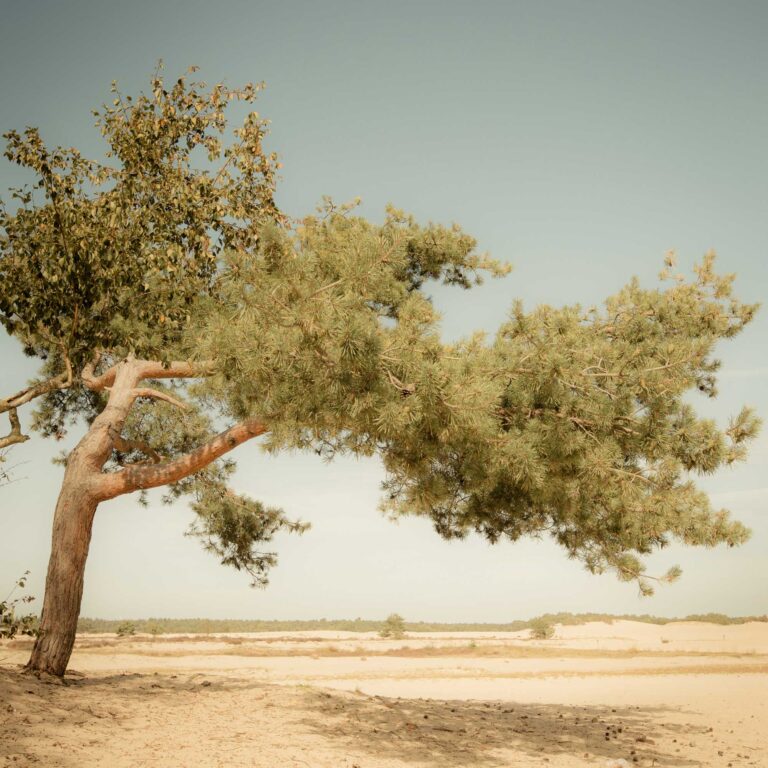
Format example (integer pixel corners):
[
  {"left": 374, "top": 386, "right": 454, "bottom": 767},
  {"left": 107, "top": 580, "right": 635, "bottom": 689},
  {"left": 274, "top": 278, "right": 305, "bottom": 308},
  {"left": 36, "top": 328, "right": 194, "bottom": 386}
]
[
  {"left": 0, "top": 70, "right": 760, "bottom": 595},
  {"left": 1, "top": 67, "right": 279, "bottom": 371}
]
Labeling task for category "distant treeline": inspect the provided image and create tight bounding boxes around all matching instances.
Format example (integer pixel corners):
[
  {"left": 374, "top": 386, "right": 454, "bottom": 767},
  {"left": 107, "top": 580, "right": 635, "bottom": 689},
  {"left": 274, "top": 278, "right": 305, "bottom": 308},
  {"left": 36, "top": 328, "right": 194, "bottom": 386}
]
[{"left": 75, "top": 612, "right": 768, "bottom": 635}]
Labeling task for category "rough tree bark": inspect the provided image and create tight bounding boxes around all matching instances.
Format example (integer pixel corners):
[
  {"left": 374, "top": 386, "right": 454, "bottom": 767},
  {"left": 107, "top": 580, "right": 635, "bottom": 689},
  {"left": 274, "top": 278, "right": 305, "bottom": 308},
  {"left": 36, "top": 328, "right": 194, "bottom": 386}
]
[
  {"left": 25, "top": 465, "right": 99, "bottom": 675},
  {"left": 23, "top": 358, "right": 266, "bottom": 677}
]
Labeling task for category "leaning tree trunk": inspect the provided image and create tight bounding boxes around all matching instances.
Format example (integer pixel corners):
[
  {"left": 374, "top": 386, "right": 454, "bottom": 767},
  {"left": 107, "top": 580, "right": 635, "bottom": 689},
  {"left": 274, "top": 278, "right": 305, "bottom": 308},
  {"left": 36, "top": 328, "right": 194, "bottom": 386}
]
[
  {"left": 25, "top": 358, "right": 266, "bottom": 676},
  {"left": 24, "top": 363, "right": 133, "bottom": 677},
  {"left": 26, "top": 453, "right": 99, "bottom": 676}
]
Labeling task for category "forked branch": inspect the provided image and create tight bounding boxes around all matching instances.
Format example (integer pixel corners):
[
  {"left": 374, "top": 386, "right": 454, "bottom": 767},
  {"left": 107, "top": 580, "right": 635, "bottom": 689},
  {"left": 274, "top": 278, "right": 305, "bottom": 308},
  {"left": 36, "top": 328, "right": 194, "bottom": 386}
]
[
  {"left": 0, "top": 409, "right": 30, "bottom": 450},
  {"left": 82, "top": 357, "right": 213, "bottom": 392}
]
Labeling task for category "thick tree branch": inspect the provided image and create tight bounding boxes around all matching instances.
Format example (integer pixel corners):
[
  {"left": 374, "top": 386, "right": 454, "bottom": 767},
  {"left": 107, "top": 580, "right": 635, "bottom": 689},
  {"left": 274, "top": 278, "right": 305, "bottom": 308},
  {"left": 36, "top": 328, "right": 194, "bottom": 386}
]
[
  {"left": 80, "top": 353, "right": 109, "bottom": 390},
  {"left": 82, "top": 358, "right": 213, "bottom": 392},
  {"left": 94, "top": 418, "right": 268, "bottom": 500},
  {"left": 0, "top": 409, "right": 31, "bottom": 450},
  {"left": 0, "top": 356, "right": 73, "bottom": 414},
  {"left": 135, "top": 360, "right": 214, "bottom": 382}
]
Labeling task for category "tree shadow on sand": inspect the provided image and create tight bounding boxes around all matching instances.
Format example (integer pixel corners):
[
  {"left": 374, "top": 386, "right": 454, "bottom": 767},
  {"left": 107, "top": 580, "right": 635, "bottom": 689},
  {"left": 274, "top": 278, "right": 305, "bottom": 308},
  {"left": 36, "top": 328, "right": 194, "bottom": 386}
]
[
  {"left": 299, "top": 688, "right": 707, "bottom": 767},
  {"left": 1, "top": 667, "right": 717, "bottom": 767}
]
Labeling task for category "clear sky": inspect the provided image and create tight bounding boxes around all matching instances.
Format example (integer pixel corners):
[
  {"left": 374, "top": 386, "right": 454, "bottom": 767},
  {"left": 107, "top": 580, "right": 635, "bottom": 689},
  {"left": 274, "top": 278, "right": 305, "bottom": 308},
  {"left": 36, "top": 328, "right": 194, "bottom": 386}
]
[{"left": 1, "top": 0, "right": 766, "bottom": 621}]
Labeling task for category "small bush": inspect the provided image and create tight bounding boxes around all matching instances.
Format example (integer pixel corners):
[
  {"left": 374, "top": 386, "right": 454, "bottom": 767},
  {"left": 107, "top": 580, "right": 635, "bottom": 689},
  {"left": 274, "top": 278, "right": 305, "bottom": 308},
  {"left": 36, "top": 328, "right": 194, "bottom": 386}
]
[
  {"left": 116, "top": 621, "right": 137, "bottom": 637},
  {"left": 528, "top": 618, "right": 555, "bottom": 640},
  {"left": 0, "top": 572, "right": 38, "bottom": 640},
  {"left": 379, "top": 613, "right": 406, "bottom": 639}
]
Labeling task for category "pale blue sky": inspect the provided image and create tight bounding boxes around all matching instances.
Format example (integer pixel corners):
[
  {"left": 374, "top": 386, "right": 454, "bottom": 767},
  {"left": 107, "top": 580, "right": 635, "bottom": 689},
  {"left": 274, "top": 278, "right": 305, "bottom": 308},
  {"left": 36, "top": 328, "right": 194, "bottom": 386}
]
[{"left": 1, "top": 0, "right": 766, "bottom": 620}]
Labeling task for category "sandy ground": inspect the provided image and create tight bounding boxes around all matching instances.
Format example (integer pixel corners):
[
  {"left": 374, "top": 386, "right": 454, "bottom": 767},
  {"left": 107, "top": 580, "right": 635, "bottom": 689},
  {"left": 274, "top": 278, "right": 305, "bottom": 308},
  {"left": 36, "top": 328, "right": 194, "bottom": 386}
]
[{"left": 1, "top": 621, "right": 767, "bottom": 767}]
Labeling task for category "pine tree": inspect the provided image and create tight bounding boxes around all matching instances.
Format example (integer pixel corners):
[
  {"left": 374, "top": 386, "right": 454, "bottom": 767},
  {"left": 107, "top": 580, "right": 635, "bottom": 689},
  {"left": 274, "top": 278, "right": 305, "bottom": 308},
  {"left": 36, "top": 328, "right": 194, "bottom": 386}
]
[{"left": 0, "top": 67, "right": 759, "bottom": 676}]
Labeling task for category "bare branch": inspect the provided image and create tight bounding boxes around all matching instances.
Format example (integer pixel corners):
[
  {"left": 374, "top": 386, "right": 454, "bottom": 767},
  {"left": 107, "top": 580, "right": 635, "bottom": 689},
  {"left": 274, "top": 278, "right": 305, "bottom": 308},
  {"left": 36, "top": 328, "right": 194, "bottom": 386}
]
[
  {"left": 131, "top": 388, "right": 188, "bottom": 410},
  {"left": 581, "top": 356, "right": 693, "bottom": 379},
  {"left": 109, "top": 427, "right": 162, "bottom": 464},
  {"left": 306, "top": 279, "right": 343, "bottom": 300},
  {"left": 385, "top": 368, "right": 416, "bottom": 396},
  {"left": 0, "top": 355, "right": 73, "bottom": 414},
  {"left": 95, "top": 418, "right": 268, "bottom": 501},
  {"left": 0, "top": 409, "right": 30, "bottom": 450},
  {"left": 607, "top": 466, "right": 656, "bottom": 486}
]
